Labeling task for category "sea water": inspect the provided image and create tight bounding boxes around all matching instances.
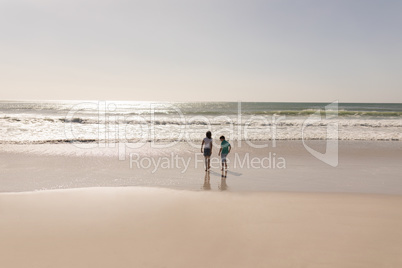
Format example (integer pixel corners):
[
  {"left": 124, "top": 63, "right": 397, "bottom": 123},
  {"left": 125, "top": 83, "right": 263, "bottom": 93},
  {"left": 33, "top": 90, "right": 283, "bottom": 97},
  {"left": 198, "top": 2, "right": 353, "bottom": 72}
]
[{"left": 0, "top": 101, "right": 401, "bottom": 144}]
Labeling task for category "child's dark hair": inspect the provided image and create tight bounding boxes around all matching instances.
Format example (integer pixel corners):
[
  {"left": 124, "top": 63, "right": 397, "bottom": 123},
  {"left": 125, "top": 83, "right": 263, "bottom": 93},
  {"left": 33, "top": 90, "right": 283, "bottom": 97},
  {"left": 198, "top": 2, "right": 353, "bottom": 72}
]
[
  {"left": 220, "top": 135, "right": 225, "bottom": 140},
  {"left": 206, "top": 131, "right": 212, "bottom": 139}
]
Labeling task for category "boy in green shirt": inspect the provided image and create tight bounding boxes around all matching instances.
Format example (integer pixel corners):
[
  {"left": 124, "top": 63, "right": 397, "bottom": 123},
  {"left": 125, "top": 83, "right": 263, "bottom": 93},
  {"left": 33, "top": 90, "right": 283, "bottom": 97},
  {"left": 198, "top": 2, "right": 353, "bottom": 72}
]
[{"left": 218, "top": 136, "right": 231, "bottom": 171}]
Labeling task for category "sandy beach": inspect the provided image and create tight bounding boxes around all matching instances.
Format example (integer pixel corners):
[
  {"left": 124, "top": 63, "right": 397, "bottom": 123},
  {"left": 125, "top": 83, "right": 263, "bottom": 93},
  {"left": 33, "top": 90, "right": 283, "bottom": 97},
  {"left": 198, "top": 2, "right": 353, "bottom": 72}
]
[
  {"left": 1, "top": 187, "right": 402, "bottom": 268},
  {"left": 1, "top": 141, "right": 402, "bottom": 267},
  {"left": 1, "top": 141, "right": 401, "bottom": 194}
]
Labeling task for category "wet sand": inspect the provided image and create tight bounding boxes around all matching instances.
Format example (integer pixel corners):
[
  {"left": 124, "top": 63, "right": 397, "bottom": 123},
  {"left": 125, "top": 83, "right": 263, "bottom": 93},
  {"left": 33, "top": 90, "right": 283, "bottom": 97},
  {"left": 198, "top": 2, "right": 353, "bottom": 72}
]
[{"left": 1, "top": 141, "right": 401, "bottom": 194}]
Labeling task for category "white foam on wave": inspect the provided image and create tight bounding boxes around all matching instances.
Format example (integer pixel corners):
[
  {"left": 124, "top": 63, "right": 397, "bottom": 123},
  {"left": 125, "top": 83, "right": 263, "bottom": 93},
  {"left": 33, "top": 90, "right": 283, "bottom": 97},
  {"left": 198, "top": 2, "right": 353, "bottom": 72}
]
[{"left": 1, "top": 104, "right": 401, "bottom": 143}]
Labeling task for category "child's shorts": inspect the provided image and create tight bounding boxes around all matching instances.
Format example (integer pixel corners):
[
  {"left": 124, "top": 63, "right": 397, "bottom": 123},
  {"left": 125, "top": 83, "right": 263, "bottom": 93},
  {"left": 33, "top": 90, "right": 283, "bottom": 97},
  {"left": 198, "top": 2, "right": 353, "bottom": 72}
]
[
  {"left": 221, "top": 153, "right": 228, "bottom": 161},
  {"left": 204, "top": 148, "right": 211, "bottom": 157}
]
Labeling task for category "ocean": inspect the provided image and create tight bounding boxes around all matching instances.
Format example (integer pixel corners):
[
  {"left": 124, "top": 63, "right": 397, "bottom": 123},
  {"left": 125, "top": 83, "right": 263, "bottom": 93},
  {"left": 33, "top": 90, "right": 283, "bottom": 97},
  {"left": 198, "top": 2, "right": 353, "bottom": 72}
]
[{"left": 0, "top": 101, "right": 401, "bottom": 144}]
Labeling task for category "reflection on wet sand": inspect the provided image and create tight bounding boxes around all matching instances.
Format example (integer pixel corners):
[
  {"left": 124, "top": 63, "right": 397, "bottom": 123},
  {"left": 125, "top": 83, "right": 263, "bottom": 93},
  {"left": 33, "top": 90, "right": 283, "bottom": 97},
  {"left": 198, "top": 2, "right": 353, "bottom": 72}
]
[
  {"left": 219, "top": 170, "right": 228, "bottom": 191},
  {"left": 202, "top": 171, "right": 211, "bottom": 190},
  {"left": 201, "top": 170, "right": 229, "bottom": 191}
]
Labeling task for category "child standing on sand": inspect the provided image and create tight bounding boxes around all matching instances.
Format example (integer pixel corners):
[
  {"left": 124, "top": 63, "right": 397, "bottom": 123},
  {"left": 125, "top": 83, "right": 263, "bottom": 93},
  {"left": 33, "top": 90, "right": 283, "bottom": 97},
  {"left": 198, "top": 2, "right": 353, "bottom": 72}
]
[
  {"left": 201, "top": 131, "right": 212, "bottom": 171},
  {"left": 218, "top": 136, "right": 231, "bottom": 171}
]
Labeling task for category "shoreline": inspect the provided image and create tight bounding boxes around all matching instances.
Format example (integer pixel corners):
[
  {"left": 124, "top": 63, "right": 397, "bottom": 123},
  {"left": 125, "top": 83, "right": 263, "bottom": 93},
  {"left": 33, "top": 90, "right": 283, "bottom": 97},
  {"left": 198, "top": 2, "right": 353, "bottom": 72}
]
[
  {"left": 1, "top": 140, "right": 401, "bottom": 194},
  {"left": 4, "top": 185, "right": 402, "bottom": 197}
]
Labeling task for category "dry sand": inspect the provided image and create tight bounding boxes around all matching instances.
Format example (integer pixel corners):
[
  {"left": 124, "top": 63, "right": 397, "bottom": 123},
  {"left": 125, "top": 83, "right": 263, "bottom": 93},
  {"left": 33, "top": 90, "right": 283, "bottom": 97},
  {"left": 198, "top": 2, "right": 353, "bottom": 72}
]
[{"left": 1, "top": 187, "right": 402, "bottom": 268}]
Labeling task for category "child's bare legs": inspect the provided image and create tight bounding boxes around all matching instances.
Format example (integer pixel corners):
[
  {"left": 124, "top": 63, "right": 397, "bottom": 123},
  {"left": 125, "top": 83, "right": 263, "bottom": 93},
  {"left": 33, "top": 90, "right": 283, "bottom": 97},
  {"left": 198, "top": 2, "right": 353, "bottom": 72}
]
[
  {"left": 221, "top": 160, "right": 227, "bottom": 171},
  {"left": 205, "top": 157, "right": 211, "bottom": 171}
]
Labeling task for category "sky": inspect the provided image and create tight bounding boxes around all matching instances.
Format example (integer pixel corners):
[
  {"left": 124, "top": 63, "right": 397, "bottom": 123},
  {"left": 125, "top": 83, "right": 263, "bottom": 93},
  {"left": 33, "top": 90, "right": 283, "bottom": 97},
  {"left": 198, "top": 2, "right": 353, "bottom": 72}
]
[{"left": 0, "top": 0, "right": 401, "bottom": 102}]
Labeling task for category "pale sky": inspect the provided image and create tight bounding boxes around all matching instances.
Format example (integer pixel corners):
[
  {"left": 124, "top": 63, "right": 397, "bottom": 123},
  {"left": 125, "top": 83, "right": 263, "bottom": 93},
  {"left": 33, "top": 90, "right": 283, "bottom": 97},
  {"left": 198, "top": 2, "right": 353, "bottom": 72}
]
[{"left": 1, "top": 0, "right": 401, "bottom": 102}]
